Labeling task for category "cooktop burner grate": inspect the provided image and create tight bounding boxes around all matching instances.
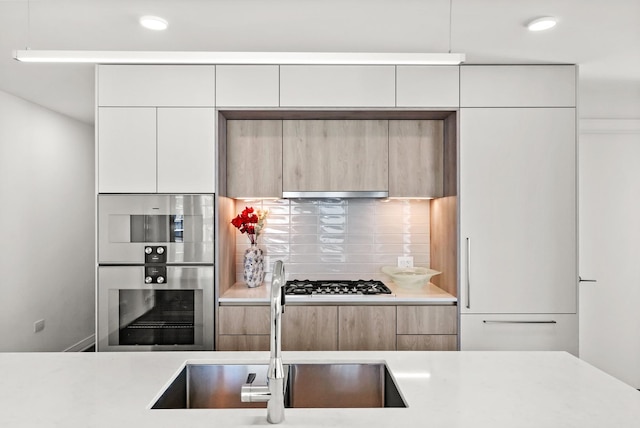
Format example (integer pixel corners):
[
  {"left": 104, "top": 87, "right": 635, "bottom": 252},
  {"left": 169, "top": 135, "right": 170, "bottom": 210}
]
[{"left": 284, "top": 280, "right": 392, "bottom": 296}]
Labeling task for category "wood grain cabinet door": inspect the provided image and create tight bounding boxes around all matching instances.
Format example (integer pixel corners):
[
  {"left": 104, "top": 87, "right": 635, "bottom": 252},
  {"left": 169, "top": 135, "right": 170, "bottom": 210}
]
[
  {"left": 388, "top": 120, "right": 444, "bottom": 198},
  {"left": 226, "top": 120, "right": 283, "bottom": 198},
  {"left": 282, "top": 120, "right": 389, "bottom": 193},
  {"left": 282, "top": 306, "right": 338, "bottom": 351},
  {"left": 397, "top": 306, "right": 457, "bottom": 335},
  {"left": 338, "top": 306, "right": 396, "bottom": 351}
]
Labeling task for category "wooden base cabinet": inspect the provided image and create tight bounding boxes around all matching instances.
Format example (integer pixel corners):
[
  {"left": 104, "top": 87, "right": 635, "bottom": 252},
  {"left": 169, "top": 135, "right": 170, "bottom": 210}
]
[
  {"left": 217, "top": 304, "right": 458, "bottom": 352},
  {"left": 282, "top": 306, "right": 338, "bottom": 351},
  {"left": 397, "top": 335, "right": 457, "bottom": 351},
  {"left": 338, "top": 306, "right": 397, "bottom": 351},
  {"left": 397, "top": 306, "right": 458, "bottom": 351},
  {"left": 217, "top": 306, "right": 269, "bottom": 351}
]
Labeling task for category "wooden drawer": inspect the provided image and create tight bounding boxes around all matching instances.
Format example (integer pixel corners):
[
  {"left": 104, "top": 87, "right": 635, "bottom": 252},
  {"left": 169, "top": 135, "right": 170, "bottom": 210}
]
[
  {"left": 218, "top": 306, "right": 270, "bottom": 335},
  {"left": 460, "top": 313, "right": 578, "bottom": 355},
  {"left": 397, "top": 306, "right": 457, "bottom": 335},
  {"left": 218, "top": 335, "right": 269, "bottom": 351},
  {"left": 397, "top": 335, "right": 458, "bottom": 351}
]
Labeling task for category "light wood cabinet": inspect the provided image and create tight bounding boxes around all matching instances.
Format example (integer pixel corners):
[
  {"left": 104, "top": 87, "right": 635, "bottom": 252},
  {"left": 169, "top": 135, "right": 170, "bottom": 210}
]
[
  {"left": 397, "top": 306, "right": 457, "bottom": 335},
  {"left": 388, "top": 120, "right": 444, "bottom": 198},
  {"left": 338, "top": 306, "right": 396, "bottom": 351},
  {"left": 460, "top": 65, "right": 576, "bottom": 107},
  {"left": 282, "top": 306, "right": 338, "bottom": 351},
  {"left": 226, "top": 120, "right": 283, "bottom": 198},
  {"left": 282, "top": 120, "right": 388, "bottom": 193},
  {"left": 98, "top": 65, "right": 215, "bottom": 107},
  {"left": 98, "top": 108, "right": 157, "bottom": 193},
  {"left": 280, "top": 65, "right": 395, "bottom": 107},
  {"left": 218, "top": 304, "right": 457, "bottom": 352},
  {"left": 218, "top": 335, "right": 269, "bottom": 351},
  {"left": 396, "top": 66, "right": 460, "bottom": 108},
  {"left": 216, "top": 65, "right": 279, "bottom": 107},
  {"left": 98, "top": 107, "right": 215, "bottom": 193},
  {"left": 397, "top": 335, "right": 457, "bottom": 351},
  {"left": 218, "top": 306, "right": 270, "bottom": 335}
]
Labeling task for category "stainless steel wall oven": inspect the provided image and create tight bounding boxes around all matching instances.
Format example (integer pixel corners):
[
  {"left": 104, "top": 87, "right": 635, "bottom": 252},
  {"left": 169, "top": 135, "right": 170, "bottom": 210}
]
[{"left": 97, "top": 194, "right": 214, "bottom": 352}]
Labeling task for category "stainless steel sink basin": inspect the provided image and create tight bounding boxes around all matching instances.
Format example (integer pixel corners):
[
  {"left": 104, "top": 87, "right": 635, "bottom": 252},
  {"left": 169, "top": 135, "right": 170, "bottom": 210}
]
[{"left": 152, "top": 363, "right": 406, "bottom": 409}]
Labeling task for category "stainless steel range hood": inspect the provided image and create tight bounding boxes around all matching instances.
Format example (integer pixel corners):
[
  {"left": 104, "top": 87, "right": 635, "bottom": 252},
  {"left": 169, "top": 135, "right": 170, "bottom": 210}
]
[{"left": 282, "top": 191, "right": 388, "bottom": 199}]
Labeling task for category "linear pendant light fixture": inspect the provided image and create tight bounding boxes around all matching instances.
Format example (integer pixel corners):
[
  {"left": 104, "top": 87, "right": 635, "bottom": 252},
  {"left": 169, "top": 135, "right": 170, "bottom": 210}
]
[{"left": 13, "top": 50, "right": 465, "bottom": 65}]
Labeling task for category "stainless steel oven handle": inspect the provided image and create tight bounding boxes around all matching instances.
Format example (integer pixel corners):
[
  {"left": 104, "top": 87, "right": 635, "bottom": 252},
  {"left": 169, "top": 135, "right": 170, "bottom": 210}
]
[
  {"left": 466, "top": 237, "right": 471, "bottom": 309},
  {"left": 482, "top": 320, "right": 557, "bottom": 324}
]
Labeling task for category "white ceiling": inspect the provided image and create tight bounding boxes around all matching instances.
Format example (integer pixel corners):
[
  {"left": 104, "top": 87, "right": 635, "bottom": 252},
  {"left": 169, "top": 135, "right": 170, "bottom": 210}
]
[{"left": 1, "top": 0, "right": 639, "bottom": 124}]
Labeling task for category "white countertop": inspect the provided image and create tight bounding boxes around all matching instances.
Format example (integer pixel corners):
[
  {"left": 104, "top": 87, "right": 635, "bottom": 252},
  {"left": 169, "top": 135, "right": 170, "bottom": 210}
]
[
  {"left": 219, "top": 281, "right": 457, "bottom": 305},
  {"left": 1, "top": 351, "right": 639, "bottom": 427}
]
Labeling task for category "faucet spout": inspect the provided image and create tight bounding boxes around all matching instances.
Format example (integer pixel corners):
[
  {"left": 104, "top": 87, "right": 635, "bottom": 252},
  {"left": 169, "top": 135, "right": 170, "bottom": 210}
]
[{"left": 240, "top": 260, "right": 286, "bottom": 424}]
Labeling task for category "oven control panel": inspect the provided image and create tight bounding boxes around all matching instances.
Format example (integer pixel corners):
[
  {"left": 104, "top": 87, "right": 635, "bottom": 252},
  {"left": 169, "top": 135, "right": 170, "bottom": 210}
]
[{"left": 144, "top": 246, "right": 167, "bottom": 264}]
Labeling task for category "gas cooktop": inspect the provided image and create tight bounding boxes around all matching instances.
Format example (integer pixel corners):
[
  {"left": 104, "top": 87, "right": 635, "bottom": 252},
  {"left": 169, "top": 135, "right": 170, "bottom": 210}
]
[{"left": 284, "top": 279, "right": 392, "bottom": 296}]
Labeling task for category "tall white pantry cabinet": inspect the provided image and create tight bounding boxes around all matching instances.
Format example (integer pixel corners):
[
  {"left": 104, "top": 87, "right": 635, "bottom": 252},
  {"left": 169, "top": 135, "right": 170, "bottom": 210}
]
[{"left": 459, "top": 65, "right": 578, "bottom": 355}]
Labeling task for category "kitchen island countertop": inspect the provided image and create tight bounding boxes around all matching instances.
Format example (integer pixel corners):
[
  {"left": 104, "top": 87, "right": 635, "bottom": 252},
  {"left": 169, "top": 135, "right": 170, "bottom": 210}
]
[
  {"left": 1, "top": 350, "right": 639, "bottom": 427},
  {"left": 219, "top": 281, "right": 457, "bottom": 305}
]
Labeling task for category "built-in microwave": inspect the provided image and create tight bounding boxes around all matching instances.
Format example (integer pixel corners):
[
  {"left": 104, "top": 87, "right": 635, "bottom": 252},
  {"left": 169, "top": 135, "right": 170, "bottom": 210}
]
[{"left": 98, "top": 194, "right": 214, "bottom": 265}]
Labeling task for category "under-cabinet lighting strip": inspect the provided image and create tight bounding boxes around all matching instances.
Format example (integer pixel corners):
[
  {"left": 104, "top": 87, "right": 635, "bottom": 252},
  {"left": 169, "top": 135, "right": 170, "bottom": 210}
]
[{"left": 13, "top": 50, "right": 466, "bottom": 65}]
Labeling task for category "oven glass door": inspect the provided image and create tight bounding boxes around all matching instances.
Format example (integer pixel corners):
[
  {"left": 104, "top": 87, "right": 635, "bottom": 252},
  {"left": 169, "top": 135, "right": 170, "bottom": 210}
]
[
  {"left": 97, "top": 266, "right": 214, "bottom": 351},
  {"left": 115, "top": 289, "right": 200, "bottom": 346}
]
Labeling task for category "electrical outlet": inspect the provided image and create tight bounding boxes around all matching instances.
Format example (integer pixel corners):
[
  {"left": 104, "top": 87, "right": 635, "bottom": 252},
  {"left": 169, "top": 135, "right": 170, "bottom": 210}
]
[
  {"left": 397, "top": 256, "right": 414, "bottom": 268},
  {"left": 34, "top": 319, "right": 45, "bottom": 333}
]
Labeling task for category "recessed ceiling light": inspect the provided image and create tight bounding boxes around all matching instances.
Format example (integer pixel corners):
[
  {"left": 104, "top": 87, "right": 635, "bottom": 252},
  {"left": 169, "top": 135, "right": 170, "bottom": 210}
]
[
  {"left": 139, "top": 16, "right": 168, "bottom": 31},
  {"left": 527, "top": 16, "right": 557, "bottom": 32}
]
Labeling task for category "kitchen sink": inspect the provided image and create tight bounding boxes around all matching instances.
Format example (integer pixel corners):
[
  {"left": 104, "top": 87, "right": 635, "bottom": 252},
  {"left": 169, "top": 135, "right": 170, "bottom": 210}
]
[{"left": 151, "top": 363, "right": 406, "bottom": 409}]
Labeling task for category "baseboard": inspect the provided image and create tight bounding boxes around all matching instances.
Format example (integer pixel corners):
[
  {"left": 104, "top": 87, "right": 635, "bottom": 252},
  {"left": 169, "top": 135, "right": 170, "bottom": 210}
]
[{"left": 64, "top": 334, "right": 95, "bottom": 352}]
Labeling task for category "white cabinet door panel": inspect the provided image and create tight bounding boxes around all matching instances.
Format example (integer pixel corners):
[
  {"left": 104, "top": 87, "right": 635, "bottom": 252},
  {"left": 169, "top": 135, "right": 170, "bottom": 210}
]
[
  {"left": 98, "top": 108, "right": 157, "bottom": 193},
  {"left": 280, "top": 65, "right": 395, "bottom": 107},
  {"left": 396, "top": 66, "right": 459, "bottom": 108},
  {"left": 216, "top": 65, "right": 279, "bottom": 107},
  {"left": 460, "top": 65, "right": 576, "bottom": 107},
  {"left": 461, "top": 314, "right": 578, "bottom": 355},
  {"left": 460, "top": 108, "right": 576, "bottom": 314},
  {"left": 98, "top": 65, "right": 215, "bottom": 107},
  {"left": 157, "top": 108, "right": 215, "bottom": 193}
]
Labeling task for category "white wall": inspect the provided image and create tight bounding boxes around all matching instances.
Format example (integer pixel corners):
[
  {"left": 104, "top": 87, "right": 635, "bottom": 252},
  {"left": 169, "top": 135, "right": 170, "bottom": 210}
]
[
  {"left": 577, "top": 78, "right": 640, "bottom": 387},
  {"left": 0, "top": 90, "right": 95, "bottom": 352}
]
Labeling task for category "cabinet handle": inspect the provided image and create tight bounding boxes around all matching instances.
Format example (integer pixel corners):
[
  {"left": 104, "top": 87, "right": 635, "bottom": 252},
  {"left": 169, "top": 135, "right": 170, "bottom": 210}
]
[
  {"left": 466, "top": 237, "right": 471, "bottom": 309},
  {"left": 579, "top": 276, "right": 597, "bottom": 283},
  {"left": 482, "top": 320, "right": 557, "bottom": 324}
]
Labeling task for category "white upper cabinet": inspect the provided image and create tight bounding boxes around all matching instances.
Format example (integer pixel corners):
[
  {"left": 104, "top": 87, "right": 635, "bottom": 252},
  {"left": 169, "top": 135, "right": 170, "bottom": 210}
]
[
  {"left": 216, "top": 65, "right": 279, "bottom": 107},
  {"left": 280, "top": 65, "right": 395, "bottom": 107},
  {"left": 98, "top": 65, "right": 215, "bottom": 107},
  {"left": 157, "top": 108, "right": 215, "bottom": 193},
  {"left": 459, "top": 107, "right": 577, "bottom": 314},
  {"left": 98, "top": 108, "right": 157, "bottom": 193},
  {"left": 396, "top": 66, "right": 460, "bottom": 108},
  {"left": 460, "top": 65, "right": 576, "bottom": 107}
]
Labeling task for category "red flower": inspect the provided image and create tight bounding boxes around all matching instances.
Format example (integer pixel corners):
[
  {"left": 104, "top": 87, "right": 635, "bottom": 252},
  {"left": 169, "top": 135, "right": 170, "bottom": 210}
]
[{"left": 231, "top": 206, "right": 268, "bottom": 245}]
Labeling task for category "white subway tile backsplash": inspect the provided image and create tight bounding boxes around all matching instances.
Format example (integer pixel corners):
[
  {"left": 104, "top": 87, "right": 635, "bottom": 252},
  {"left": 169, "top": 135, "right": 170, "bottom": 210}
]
[{"left": 234, "top": 199, "right": 430, "bottom": 281}]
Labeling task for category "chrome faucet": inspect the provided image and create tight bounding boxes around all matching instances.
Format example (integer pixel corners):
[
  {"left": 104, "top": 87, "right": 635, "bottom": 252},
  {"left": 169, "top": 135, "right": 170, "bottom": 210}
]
[{"left": 241, "top": 260, "right": 286, "bottom": 424}]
